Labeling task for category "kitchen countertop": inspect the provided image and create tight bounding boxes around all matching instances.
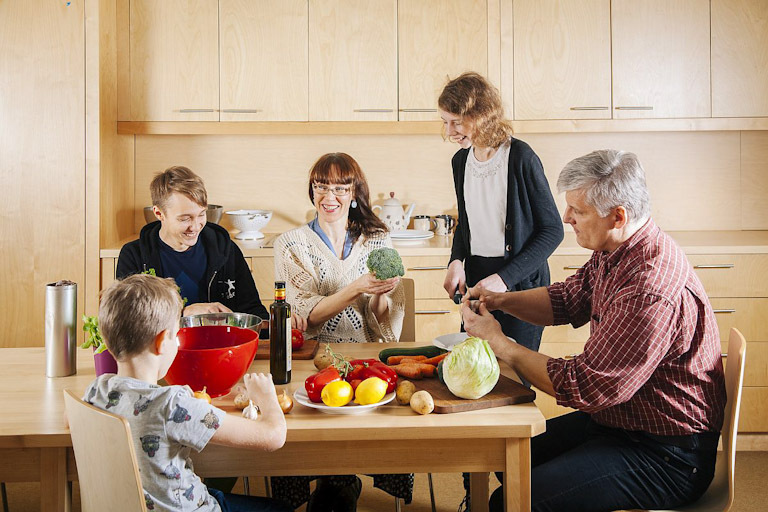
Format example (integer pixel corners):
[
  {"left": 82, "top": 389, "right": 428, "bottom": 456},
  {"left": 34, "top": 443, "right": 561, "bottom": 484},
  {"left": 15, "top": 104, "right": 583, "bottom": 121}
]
[{"left": 100, "top": 229, "right": 768, "bottom": 258}]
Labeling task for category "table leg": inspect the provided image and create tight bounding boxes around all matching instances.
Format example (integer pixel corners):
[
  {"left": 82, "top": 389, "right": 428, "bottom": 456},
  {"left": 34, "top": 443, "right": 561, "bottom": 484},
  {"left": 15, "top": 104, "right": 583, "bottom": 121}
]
[
  {"left": 40, "top": 447, "right": 70, "bottom": 512},
  {"left": 470, "top": 472, "right": 490, "bottom": 512},
  {"left": 503, "top": 438, "right": 531, "bottom": 512}
]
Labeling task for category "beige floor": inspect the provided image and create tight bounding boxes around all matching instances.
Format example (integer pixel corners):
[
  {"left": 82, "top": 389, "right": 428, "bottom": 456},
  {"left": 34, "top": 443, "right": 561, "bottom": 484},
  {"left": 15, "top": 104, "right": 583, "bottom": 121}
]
[{"left": 3, "top": 453, "right": 767, "bottom": 511}]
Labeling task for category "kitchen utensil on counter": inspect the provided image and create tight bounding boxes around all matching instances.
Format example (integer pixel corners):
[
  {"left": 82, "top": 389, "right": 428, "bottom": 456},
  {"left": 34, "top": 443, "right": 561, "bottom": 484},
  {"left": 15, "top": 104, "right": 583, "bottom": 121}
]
[
  {"left": 45, "top": 280, "right": 77, "bottom": 377},
  {"left": 164, "top": 325, "right": 259, "bottom": 397},
  {"left": 143, "top": 204, "right": 224, "bottom": 225},
  {"left": 434, "top": 214, "right": 456, "bottom": 236},
  {"left": 226, "top": 209, "right": 272, "bottom": 240},
  {"left": 372, "top": 192, "right": 415, "bottom": 232},
  {"left": 412, "top": 215, "right": 436, "bottom": 231},
  {"left": 180, "top": 312, "right": 263, "bottom": 331}
]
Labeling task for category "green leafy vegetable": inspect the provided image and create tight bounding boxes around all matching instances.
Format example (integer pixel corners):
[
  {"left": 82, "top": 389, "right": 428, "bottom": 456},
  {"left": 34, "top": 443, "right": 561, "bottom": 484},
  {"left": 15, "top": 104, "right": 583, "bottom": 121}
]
[
  {"left": 81, "top": 315, "right": 107, "bottom": 354},
  {"left": 366, "top": 247, "right": 405, "bottom": 280},
  {"left": 442, "top": 337, "right": 500, "bottom": 399}
]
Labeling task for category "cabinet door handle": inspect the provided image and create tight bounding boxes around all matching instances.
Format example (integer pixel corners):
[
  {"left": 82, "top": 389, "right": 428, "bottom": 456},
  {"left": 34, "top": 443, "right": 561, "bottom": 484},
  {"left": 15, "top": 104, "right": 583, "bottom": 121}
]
[
  {"left": 570, "top": 106, "right": 610, "bottom": 111},
  {"left": 415, "top": 310, "right": 451, "bottom": 315},
  {"left": 693, "top": 264, "right": 734, "bottom": 269},
  {"left": 399, "top": 108, "right": 438, "bottom": 113},
  {"left": 179, "top": 109, "right": 216, "bottom": 113},
  {"left": 614, "top": 106, "right": 653, "bottom": 111},
  {"left": 563, "top": 265, "right": 582, "bottom": 270},
  {"left": 713, "top": 309, "right": 736, "bottom": 314},
  {"left": 409, "top": 266, "right": 448, "bottom": 271},
  {"left": 353, "top": 108, "right": 394, "bottom": 113},
  {"left": 221, "top": 109, "right": 262, "bottom": 113},
  {"left": 721, "top": 353, "right": 728, "bottom": 358}
]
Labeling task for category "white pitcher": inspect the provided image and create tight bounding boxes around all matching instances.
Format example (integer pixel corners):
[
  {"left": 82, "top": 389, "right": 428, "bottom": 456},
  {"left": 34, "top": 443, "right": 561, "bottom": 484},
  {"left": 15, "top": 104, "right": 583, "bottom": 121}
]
[{"left": 372, "top": 192, "right": 416, "bottom": 232}]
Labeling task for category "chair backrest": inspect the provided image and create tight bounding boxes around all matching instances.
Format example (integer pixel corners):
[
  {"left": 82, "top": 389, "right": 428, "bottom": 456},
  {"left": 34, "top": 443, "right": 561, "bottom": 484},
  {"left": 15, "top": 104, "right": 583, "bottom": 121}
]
[
  {"left": 63, "top": 389, "right": 147, "bottom": 512},
  {"left": 400, "top": 277, "right": 416, "bottom": 342},
  {"left": 720, "top": 327, "right": 747, "bottom": 510}
]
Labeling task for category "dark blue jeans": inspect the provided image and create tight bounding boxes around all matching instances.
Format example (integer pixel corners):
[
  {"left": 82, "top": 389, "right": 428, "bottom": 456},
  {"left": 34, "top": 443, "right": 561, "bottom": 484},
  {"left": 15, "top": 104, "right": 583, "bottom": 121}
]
[
  {"left": 489, "top": 412, "right": 719, "bottom": 512},
  {"left": 208, "top": 487, "right": 292, "bottom": 512}
]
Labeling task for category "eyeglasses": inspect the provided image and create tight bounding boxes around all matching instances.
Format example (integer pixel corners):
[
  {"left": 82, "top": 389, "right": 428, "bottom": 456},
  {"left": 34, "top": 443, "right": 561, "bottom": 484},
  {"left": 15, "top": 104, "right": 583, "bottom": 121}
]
[{"left": 312, "top": 183, "right": 352, "bottom": 197}]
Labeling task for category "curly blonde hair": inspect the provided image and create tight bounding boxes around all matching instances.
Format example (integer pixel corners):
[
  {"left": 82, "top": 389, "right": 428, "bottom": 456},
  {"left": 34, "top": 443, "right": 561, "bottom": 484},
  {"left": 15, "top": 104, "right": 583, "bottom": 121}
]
[{"left": 438, "top": 72, "right": 513, "bottom": 149}]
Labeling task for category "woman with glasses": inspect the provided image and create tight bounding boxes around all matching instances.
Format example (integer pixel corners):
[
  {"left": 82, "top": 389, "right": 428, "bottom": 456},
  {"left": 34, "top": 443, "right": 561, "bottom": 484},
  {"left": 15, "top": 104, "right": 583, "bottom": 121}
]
[{"left": 271, "top": 153, "right": 410, "bottom": 510}]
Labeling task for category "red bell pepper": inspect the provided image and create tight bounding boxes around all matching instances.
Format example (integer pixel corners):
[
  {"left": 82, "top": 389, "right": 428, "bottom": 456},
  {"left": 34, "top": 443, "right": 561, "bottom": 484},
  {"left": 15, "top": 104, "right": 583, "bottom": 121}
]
[
  {"left": 304, "top": 366, "right": 342, "bottom": 403},
  {"left": 346, "top": 359, "right": 398, "bottom": 393}
]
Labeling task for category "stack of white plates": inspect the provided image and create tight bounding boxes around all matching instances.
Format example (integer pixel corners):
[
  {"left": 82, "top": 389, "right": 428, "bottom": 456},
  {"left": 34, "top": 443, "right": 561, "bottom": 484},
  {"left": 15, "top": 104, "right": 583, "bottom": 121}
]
[{"left": 390, "top": 229, "right": 434, "bottom": 240}]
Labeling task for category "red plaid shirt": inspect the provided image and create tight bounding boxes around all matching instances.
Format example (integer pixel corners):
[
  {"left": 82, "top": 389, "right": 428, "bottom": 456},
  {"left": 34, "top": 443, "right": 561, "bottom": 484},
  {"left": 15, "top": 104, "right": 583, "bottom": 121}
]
[{"left": 547, "top": 220, "right": 726, "bottom": 435}]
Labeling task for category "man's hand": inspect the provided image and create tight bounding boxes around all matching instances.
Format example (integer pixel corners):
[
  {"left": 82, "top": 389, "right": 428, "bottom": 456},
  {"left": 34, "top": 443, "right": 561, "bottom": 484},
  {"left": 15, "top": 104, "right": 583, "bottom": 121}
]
[
  {"left": 183, "top": 302, "right": 232, "bottom": 316},
  {"left": 461, "top": 299, "right": 505, "bottom": 345},
  {"left": 444, "top": 260, "right": 466, "bottom": 297},
  {"left": 467, "top": 273, "right": 506, "bottom": 299}
]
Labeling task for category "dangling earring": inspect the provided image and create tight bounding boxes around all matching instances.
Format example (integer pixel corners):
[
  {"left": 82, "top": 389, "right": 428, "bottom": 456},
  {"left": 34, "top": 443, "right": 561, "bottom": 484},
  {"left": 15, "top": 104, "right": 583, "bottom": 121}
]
[{"left": 351, "top": 199, "right": 358, "bottom": 209}]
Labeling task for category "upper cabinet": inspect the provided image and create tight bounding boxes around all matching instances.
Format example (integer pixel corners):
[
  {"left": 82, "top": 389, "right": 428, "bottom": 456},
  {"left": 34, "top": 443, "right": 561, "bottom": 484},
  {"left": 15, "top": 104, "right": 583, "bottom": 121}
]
[
  {"left": 127, "top": 0, "right": 219, "bottom": 121},
  {"left": 220, "top": 0, "right": 308, "bottom": 121},
  {"left": 712, "top": 0, "right": 768, "bottom": 118},
  {"left": 308, "top": 0, "right": 397, "bottom": 121},
  {"left": 512, "top": 0, "right": 611, "bottom": 120},
  {"left": 611, "top": 0, "right": 711, "bottom": 119},
  {"left": 398, "top": 0, "right": 488, "bottom": 121}
]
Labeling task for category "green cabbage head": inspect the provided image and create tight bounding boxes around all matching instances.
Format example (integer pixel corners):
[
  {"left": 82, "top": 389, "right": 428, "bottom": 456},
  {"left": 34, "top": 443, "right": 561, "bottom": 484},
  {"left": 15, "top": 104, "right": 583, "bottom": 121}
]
[{"left": 443, "top": 336, "right": 500, "bottom": 399}]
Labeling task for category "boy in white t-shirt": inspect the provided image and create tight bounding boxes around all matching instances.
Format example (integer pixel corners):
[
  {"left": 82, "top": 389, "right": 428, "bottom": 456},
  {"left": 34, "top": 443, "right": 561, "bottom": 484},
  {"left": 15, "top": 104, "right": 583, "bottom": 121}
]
[{"left": 83, "top": 274, "right": 290, "bottom": 512}]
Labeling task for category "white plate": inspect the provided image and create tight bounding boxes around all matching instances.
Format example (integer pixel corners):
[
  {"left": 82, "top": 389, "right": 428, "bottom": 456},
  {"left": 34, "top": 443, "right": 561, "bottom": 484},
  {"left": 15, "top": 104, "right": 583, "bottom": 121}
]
[
  {"left": 390, "top": 229, "right": 434, "bottom": 240},
  {"left": 293, "top": 388, "right": 395, "bottom": 415},
  {"left": 433, "top": 332, "right": 469, "bottom": 351}
]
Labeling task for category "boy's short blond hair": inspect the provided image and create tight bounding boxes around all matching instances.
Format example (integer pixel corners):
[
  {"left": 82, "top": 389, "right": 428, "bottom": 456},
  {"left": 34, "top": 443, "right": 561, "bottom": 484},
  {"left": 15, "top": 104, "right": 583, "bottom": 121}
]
[
  {"left": 150, "top": 166, "right": 208, "bottom": 211},
  {"left": 99, "top": 274, "right": 183, "bottom": 360}
]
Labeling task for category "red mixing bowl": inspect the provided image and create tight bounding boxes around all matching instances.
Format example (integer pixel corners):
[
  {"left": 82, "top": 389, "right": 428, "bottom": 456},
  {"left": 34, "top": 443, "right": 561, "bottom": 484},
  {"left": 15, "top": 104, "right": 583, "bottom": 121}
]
[{"left": 165, "top": 325, "right": 258, "bottom": 398}]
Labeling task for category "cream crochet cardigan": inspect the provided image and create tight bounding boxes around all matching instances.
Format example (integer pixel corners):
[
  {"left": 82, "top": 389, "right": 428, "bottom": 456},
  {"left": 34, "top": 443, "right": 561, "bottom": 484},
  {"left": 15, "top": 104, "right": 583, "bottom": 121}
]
[{"left": 274, "top": 225, "right": 405, "bottom": 343}]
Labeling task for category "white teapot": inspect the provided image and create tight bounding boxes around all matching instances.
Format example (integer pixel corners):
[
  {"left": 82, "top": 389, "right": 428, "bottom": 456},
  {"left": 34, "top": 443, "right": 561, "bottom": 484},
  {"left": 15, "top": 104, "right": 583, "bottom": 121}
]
[{"left": 373, "top": 192, "right": 416, "bottom": 232}]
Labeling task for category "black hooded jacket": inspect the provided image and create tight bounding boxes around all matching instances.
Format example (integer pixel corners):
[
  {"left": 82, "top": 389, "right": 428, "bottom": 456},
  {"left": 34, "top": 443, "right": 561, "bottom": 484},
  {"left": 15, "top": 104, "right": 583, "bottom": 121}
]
[{"left": 116, "top": 221, "right": 269, "bottom": 321}]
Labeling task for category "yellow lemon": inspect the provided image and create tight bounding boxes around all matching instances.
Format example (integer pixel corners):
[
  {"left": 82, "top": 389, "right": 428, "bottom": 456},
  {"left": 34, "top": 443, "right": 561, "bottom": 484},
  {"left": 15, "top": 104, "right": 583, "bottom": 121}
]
[
  {"left": 354, "top": 377, "right": 388, "bottom": 405},
  {"left": 321, "top": 380, "right": 353, "bottom": 407}
]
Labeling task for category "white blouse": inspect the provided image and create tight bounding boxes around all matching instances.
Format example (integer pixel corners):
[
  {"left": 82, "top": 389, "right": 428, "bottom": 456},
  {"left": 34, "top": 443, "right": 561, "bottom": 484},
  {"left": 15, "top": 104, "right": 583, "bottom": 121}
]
[{"left": 464, "top": 139, "right": 510, "bottom": 257}]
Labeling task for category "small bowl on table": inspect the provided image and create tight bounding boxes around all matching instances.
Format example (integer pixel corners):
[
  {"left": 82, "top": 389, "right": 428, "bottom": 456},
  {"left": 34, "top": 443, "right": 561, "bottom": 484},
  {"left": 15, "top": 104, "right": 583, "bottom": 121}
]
[
  {"left": 164, "top": 323, "right": 260, "bottom": 398},
  {"left": 180, "top": 312, "right": 263, "bottom": 331},
  {"left": 226, "top": 209, "right": 272, "bottom": 240}
]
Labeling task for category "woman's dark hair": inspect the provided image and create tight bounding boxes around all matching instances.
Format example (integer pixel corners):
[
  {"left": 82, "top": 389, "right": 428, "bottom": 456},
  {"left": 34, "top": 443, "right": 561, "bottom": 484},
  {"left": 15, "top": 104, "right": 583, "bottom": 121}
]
[{"left": 308, "top": 153, "right": 388, "bottom": 242}]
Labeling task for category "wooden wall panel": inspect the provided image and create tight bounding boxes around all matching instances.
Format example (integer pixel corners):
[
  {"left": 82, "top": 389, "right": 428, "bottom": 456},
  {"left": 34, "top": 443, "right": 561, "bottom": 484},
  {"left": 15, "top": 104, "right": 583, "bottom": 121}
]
[
  {"left": 741, "top": 132, "right": 768, "bottom": 230},
  {"left": 0, "top": 0, "right": 85, "bottom": 347}
]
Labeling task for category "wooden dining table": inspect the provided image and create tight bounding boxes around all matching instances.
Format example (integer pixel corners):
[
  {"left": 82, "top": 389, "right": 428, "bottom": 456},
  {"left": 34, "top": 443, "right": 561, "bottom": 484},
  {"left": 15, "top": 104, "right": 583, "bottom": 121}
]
[{"left": 0, "top": 343, "right": 545, "bottom": 512}]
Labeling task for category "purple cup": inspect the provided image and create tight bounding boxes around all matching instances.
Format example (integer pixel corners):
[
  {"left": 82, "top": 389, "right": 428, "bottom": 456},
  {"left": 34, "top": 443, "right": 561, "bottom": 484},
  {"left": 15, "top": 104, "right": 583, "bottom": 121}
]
[{"left": 93, "top": 348, "right": 118, "bottom": 376}]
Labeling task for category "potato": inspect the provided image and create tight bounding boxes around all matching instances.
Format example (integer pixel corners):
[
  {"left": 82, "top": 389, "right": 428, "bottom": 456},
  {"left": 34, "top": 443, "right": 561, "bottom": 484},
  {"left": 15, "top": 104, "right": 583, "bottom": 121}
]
[
  {"left": 314, "top": 352, "right": 333, "bottom": 371},
  {"left": 396, "top": 380, "right": 416, "bottom": 405},
  {"left": 409, "top": 390, "right": 434, "bottom": 415}
]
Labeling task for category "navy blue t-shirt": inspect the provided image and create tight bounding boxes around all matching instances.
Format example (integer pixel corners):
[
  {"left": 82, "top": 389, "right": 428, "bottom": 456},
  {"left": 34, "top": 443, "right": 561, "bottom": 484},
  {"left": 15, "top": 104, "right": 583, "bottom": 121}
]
[{"left": 159, "top": 238, "right": 207, "bottom": 305}]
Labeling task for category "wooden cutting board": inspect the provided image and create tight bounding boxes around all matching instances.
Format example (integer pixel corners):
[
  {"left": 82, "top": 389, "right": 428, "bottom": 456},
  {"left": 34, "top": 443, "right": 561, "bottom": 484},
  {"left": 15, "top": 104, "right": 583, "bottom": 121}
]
[
  {"left": 414, "top": 374, "right": 536, "bottom": 413},
  {"left": 254, "top": 339, "right": 320, "bottom": 360}
]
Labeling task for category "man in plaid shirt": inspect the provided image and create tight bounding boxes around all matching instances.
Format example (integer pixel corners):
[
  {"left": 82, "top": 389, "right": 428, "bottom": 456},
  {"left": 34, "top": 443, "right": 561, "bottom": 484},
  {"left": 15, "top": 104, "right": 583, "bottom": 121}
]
[{"left": 462, "top": 150, "right": 726, "bottom": 512}]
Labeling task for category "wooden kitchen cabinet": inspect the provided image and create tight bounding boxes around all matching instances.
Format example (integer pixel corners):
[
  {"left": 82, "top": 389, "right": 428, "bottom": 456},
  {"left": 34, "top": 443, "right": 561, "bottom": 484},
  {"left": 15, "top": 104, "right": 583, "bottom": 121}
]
[
  {"left": 398, "top": 0, "right": 487, "bottom": 121},
  {"left": 220, "top": 0, "right": 308, "bottom": 121},
  {"left": 611, "top": 0, "right": 711, "bottom": 119},
  {"left": 512, "top": 0, "right": 611, "bottom": 120},
  {"left": 308, "top": 0, "right": 397, "bottom": 121},
  {"left": 125, "top": 0, "right": 219, "bottom": 121},
  {"left": 712, "top": 0, "right": 768, "bottom": 118}
]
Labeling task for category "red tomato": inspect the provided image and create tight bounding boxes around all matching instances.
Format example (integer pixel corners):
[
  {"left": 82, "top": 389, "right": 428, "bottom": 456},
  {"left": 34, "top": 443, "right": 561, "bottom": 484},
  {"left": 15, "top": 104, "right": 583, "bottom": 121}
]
[{"left": 291, "top": 329, "right": 304, "bottom": 350}]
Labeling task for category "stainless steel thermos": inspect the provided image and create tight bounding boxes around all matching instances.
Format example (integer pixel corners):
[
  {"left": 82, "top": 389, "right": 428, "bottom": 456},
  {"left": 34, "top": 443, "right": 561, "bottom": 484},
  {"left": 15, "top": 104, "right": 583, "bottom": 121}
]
[{"left": 45, "top": 280, "right": 77, "bottom": 377}]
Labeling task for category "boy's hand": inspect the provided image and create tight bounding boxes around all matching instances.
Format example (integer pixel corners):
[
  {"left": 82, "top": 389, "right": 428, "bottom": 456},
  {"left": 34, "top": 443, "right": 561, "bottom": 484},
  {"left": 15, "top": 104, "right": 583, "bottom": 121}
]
[{"left": 243, "top": 373, "right": 282, "bottom": 415}]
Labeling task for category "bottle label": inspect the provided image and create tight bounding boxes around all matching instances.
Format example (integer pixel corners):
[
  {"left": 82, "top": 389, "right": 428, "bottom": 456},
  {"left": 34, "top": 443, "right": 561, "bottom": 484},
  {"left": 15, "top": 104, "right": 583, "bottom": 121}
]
[{"left": 285, "top": 316, "right": 292, "bottom": 371}]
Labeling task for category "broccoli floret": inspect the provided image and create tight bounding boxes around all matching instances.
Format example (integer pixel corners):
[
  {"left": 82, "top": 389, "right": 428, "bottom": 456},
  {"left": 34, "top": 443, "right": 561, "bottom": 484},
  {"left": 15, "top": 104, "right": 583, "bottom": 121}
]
[{"left": 366, "top": 247, "right": 405, "bottom": 280}]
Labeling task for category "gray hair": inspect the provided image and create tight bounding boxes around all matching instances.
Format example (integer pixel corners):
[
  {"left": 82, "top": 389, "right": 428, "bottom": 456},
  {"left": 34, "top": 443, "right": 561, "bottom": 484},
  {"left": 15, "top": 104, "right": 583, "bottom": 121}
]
[{"left": 557, "top": 150, "right": 651, "bottom": 225}]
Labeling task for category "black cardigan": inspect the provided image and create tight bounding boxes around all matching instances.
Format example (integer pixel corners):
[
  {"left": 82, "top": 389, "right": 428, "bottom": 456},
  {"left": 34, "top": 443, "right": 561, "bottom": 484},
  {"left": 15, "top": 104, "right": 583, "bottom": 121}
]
[{"left": 449, "top": 138, "right": 564, "bottom": 290}]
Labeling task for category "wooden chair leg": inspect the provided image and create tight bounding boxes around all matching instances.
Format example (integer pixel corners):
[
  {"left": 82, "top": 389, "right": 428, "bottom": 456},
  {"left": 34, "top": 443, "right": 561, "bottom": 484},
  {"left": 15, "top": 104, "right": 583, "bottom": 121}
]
[{"left": 394, "top": 497, "right": 401, "bottom": 512}]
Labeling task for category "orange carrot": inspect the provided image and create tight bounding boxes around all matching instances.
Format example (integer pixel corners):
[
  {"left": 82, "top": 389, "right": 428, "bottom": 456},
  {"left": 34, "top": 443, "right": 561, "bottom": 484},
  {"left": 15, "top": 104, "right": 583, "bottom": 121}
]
[
  {"left": 391, "top": 364, "right": 424, "bottom": 380},
  {"left": 418, "top": 364, "right": 436, "bottom": 378},
  {"left": 421, "top": 353, "right": 449, "bottom": 366},
  {"left": 387, "top": 355, "right": 427, "bottom": 365}
]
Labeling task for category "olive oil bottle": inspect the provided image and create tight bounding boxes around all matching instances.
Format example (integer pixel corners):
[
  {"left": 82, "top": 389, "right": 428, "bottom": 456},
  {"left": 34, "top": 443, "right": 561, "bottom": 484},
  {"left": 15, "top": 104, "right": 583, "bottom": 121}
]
[{"left": 269, "top": 281, "right": 291, "bottom": 384}]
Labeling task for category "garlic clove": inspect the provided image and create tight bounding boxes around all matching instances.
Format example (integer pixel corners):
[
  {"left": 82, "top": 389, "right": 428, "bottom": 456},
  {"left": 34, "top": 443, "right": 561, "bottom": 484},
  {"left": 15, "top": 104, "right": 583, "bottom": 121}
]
[{"left": 242, "top": 400, "right": 259, "bottom": 420}]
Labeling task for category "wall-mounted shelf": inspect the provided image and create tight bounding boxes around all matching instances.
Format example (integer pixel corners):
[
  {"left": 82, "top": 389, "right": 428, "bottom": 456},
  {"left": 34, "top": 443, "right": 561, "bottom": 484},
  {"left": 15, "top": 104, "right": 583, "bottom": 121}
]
[{"left": 117, "top": 117, "right": 768, "bottom": 136}]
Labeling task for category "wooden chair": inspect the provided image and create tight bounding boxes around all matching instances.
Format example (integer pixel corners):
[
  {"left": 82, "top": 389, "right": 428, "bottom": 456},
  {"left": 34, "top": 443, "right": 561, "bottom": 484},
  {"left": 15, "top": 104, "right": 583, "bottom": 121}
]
[
  {"left": 622, "top": 327, "right": 747, "bottom": 512},
  {"left": 63, "top": 389, "right": 147, "bottom": 512},
  {"left": 400, "top": 277, "right": 416, "bottom": 342}
]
